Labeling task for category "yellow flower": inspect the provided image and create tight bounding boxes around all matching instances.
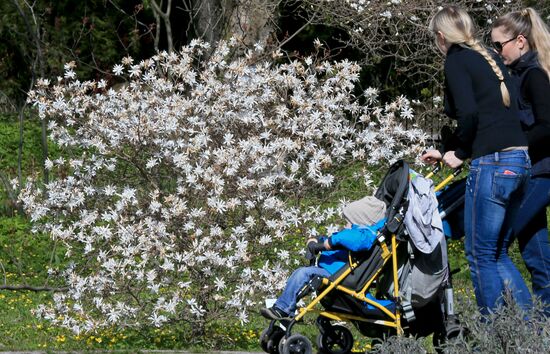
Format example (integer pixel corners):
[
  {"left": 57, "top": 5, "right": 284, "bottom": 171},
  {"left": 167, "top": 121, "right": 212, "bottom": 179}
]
[{"left": 95, "top": 337, "right": 103, "bottom": 343}]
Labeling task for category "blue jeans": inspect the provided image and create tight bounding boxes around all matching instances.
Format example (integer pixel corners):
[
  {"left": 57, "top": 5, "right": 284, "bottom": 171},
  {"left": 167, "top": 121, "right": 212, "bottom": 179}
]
[
  {"left": 274, "top": 266, "right": 331, "bottom": 315},
  {"left": 514, "top": 175, "right": 550, "bottom": 316},
  {"left": 464, "top": 150, "right": 532, "bottom": 315}
]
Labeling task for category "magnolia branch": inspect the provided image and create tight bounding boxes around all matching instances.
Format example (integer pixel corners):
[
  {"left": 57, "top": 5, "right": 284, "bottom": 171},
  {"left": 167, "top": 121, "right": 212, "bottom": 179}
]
[{"left": 0, "top": 284, "right": 68, "bottom": 292}]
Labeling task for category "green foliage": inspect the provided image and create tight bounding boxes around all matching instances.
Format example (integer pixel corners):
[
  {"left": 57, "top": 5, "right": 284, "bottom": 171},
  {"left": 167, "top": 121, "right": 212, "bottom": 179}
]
[
  {"left": 42, "top": 1, "right": 151, "bottom": 78},
  {"left": 370, "top": 335, "right": 428, "bottom": 353},
  {"left": 0, "top": 114, "right": 44, "bottom": 175},
  {"left": 0, "top": 113, "right": 64, "bottom": 216},
  {"left": 447, "top": 239, "right": 470, "bottom": 280},
  {"left": 420, "top": 88, "right": 433, "bottom": 99},
  {"left": 442, "top": 296, "right": 550, "bottom": 353},
  {"left": 0, "top": 216, "right": 64, "bottom": 284},
  {"left": 0, "top": 216, "right": 67, "bottom": 350},
  {"left": 0, "top": 291, "right": 56, "bottom": 350},
  {"left": 0, "top": 0, "right": 155, "bottom": 105}
]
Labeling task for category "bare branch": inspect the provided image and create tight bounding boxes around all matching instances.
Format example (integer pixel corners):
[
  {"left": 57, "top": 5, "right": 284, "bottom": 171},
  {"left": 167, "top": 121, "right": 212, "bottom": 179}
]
[
  {"left": 277, "top": 16, "right": 313, "bottom": 50},
  {"left": 0, "top": 260, "right": 7, "bottom": 286},
  {"left": 150, "top": 0, "right": 174, "bottom": 52},
  {"left": 297, "top": 0, "right": 533, "bottom": 91},
  {"left": 0, "top": 284, "right": 68, "bottom": 292}
]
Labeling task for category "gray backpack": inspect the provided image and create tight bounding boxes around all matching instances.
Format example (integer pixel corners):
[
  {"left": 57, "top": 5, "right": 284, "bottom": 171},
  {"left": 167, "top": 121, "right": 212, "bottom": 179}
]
[{"left": 379, "top": 234, "right": 449, "bottom": 322}]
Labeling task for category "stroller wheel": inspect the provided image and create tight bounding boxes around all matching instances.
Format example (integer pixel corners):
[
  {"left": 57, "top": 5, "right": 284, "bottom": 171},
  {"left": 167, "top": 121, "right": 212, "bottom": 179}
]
[
  {"left": 316, "top": 324, "right": 354, "bottom": 354},
  {"left": 433, "top": 316, "right": 467, "bottom": 352},
  {"left": 445, "top": 321, "right": 463, "bottom": 340},
  {"left": 260, "top": 326, "right": 285, "bottom": 354},
  {"left": 260, "top": 328, "right": 272, "bottom": 352},
  {"left": 442, "top": 315, "right": 466, "bottom": 341},
  {"left": 279, "top": 333, "right": 313, "bottom": 354}
]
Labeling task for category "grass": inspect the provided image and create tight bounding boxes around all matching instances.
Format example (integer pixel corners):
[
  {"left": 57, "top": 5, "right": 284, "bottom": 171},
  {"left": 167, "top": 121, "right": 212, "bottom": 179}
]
[{"left": 0, "top": 288, "right": 266, "bottom": 351}]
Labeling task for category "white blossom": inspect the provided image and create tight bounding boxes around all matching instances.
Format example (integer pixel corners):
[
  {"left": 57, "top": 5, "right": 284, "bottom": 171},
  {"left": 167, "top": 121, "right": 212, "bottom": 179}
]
[{"left": 23, "top": 39, "right": 426, "bottom": 333}]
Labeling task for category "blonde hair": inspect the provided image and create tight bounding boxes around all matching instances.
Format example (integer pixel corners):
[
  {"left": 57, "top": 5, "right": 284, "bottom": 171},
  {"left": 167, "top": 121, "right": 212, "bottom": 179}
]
[
  {"left": 430, "top": 6, "right": 510, "bottom": 107},
  {"left": 493, "top": 7, "right": 550, "bottom": 80}
]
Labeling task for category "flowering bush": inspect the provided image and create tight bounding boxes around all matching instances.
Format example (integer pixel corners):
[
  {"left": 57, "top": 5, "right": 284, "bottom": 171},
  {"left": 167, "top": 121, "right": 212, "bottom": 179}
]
[{"left": 22, "top": 39, "right": 427, "bottom": 334}]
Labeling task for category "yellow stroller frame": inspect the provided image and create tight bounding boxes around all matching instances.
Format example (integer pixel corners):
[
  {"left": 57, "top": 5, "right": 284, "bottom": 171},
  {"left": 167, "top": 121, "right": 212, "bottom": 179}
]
[
  {"left": 260, "top": 161, "right": 462, "bottom": 354},
  {"left": 296, "top": 233, "right": 403, "bottom": 333}
]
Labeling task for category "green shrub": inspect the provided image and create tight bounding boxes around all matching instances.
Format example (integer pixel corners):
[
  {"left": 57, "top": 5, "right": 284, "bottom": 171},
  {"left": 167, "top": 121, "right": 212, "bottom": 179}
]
[{"left": 442, "top": 296, "right": 550, "bottom": 353}]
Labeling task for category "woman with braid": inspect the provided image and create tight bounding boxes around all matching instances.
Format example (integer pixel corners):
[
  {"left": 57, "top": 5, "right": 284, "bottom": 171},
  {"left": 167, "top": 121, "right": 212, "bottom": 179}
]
[
  {"left": 421, "top": 6, "right": 532, "bottom": 315},
  {"left": 491, "top": 8, "right": 550, "bottom": 316}
]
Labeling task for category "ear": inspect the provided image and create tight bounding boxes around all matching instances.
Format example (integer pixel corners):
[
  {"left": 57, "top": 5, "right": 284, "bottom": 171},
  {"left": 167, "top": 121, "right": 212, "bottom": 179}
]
[
  {"left": 435, "top": 31, "right": 448, "bottom": 54},
  {"left": 516, "top": 34, "right": 528, "bottom": 50},
  {"left": 436, "top": 31, "right": 446, "bottom": 44}
]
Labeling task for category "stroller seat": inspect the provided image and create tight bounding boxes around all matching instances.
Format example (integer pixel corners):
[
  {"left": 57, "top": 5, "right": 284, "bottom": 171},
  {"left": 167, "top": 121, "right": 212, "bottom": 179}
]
[
  {"left": 317, "top": 242, "right": 398, "bottom": 320},
  {"left": 363, "top": 293, "right": 395, "bottom": 312}
]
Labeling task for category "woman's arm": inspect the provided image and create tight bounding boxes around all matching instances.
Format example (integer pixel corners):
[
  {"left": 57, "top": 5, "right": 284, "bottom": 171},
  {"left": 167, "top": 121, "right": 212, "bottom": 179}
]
[
  {"left": 444, "top": 54, "right": 478, "bottom": 160},
  {"left": 522, "top": 69, "right": 550, "bottom": 150}
]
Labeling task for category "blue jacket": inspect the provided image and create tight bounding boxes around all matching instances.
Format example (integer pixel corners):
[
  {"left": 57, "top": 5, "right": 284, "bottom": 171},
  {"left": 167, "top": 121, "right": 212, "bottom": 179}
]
[{"left": 318, "top": 219, "right": 386, "bottom": 275}]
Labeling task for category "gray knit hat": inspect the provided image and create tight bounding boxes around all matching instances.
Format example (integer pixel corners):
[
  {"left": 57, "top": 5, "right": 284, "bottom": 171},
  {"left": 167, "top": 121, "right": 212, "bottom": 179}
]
[{"left": 342, "top": 196, "right": 386, "bottom": 226}]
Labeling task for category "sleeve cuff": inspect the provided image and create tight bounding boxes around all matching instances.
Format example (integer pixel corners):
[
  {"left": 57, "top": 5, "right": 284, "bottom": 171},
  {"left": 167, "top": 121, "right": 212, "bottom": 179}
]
[{"left": 454, "top": 148, "right": 469, "bottom": 160}]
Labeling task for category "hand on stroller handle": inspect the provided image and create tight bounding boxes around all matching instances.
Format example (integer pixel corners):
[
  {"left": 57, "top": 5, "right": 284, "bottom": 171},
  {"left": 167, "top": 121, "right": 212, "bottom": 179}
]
[
  {"left": 424, "top": 160, "right": 462, "bottom": 191},
  {"left": 421, "top": 149, "right": 464, "bottom": 170}
]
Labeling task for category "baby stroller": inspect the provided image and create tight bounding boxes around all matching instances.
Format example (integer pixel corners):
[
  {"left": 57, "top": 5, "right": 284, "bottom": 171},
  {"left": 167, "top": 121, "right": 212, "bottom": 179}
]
[{"left": 260, "top": 160, "right": 464, "bottom": 354}]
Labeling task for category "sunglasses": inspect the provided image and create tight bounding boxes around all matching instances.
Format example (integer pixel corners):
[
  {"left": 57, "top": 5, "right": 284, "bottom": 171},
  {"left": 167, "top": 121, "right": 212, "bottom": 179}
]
[{"left": 492, "top": 37, "right": 516, "bottom": 52}]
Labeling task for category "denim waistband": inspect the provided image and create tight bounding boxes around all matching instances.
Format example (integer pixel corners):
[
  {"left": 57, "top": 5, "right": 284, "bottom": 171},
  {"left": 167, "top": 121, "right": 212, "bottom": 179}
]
[{"left": 472, "top": 149, "right": 530, "bottom": 165}]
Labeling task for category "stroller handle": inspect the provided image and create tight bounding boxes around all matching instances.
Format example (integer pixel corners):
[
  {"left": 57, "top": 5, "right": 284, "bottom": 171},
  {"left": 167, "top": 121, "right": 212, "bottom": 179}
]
[
  {"left": 434, "top": 166, "right": 463, "bottom": 192},
  {"left": 424, "top": 162, "right": 463, "bottom": 192},
  {"left": 424, "top": 162, "right": 443, "bottom": 179}
]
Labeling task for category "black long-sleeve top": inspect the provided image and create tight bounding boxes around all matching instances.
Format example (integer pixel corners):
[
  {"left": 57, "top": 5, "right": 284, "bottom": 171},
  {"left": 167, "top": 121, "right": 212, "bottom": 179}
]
[
  {"left": 509, "top": 52, "right": 550, "bottom": 167},
  {"left": 442, "top": 44, "right": 527, "bottom": 160}
]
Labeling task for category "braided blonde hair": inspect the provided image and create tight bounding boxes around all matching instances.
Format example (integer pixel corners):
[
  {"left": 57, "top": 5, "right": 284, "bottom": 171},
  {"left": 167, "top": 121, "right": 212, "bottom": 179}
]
[
  {"left": 430, "top": 6, "right": 510, "bottom": 107},
  {"left": 493, "top": 8, "right": 550, "bottom": 80}
]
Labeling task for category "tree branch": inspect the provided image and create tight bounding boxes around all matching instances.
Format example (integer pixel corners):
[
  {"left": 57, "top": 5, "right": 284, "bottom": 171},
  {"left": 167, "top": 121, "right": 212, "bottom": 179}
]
[
  {"left": 150, "top": 0, "right": 174, "bottom": 52},
  {"left": 0, "top": 284, "right": 68, "bottom": 292}
]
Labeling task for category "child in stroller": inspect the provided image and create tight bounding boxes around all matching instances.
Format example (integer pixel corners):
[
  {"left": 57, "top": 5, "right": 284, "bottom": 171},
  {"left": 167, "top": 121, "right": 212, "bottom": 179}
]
[
  {"left": 260, "top": 195, "right": 388, "bottom": 321},
  {"left": 259, "top": 160, "right": 462, "bottom": 354}
]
